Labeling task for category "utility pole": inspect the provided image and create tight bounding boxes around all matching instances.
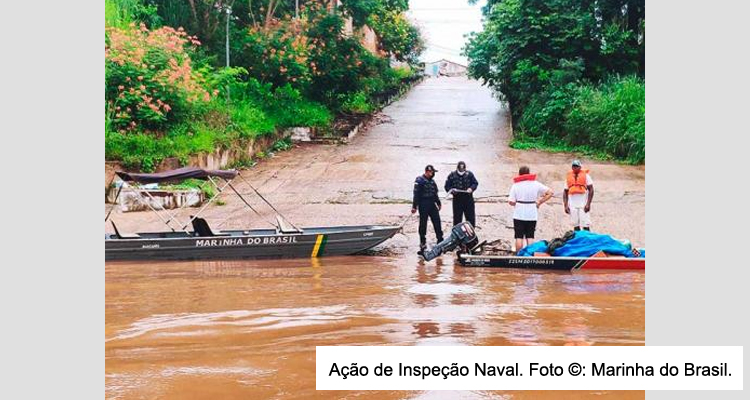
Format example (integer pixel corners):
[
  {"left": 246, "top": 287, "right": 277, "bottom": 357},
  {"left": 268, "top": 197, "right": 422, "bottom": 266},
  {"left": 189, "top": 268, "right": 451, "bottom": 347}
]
[
  {"left": 225, "top": 6, "right": 232, "bottom": 68},
  {"left": 295, "top": 0, "right": 299, "bottom": 19},
  {"left": 225, "top": 5, "right": 232, "bottom": 102}
]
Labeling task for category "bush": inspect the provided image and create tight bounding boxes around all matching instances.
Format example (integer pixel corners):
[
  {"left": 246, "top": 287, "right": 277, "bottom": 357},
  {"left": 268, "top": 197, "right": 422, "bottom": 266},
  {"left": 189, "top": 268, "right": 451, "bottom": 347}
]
[
  {"left": 391, "top": 66, "right": 415, "bottom": 80},
  {"left": 105, "top": 0, "right": 160, "bottom": 29},
  {"left": 271, "top": 137, "right": 293, "bottom": 152},
  {"left": 340, "top": 91, "right": 374, "bottom": 114},
  {"left": 517, "top": 83, "right": 578, "bottom": 139},
  {"left": 237, "top": 19, "right": 312, "bottom": 91},
  {"left": 306, "top": 12, "right": 378, "bottom": 107},
  {"left": 564, "top": 76, "right": 645, "bottom": 163},
  {"left": 266, "top": 84, "right": 332, "bottom": 127},
  {"left": 229, "top": 102, "right": 275, "bottom": 137},
  {"left": 105, "top": 24, "right": 214, "bottom": 131},
  {"left": 515, "top": 75, "right": 645, "bottom": 164},
  {"left": 368, "top": 11, "right": 424, "bottom": 63}
]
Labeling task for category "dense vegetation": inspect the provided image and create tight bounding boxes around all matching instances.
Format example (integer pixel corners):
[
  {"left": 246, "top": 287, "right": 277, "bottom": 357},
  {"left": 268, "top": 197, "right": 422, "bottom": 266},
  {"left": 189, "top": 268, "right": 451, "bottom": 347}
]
[
  {"left": 463, "top": 0, "right": 645, "bottom": 163},
  {"left": 105, "top": 0, "right": 424, "bottom": 171}
]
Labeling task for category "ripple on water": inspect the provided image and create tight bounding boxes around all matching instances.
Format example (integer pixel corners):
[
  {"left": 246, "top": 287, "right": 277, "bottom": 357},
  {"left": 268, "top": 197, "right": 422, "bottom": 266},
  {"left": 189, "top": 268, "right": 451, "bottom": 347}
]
[
  {"left": 159, "top": 366, "right": 271, "bottom": 378},
  {"left": 106, "top": 365, "right": 274, "bottom": 399},
  {"left": 406, "top": 283, "right": 480, "bottom": 295},
  {"left": 108, "top": 306, "right": 351, "bottom": 341}
]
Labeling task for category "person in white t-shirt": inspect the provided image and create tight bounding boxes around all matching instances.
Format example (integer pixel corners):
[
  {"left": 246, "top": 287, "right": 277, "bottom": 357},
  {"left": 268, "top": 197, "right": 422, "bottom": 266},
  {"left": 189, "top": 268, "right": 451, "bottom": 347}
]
[
  {"left": 508, "top": 166, "right": 554, "bottom": 252},
  {"left": 563, "top": 159, "right": 594, "bottom": 231}
]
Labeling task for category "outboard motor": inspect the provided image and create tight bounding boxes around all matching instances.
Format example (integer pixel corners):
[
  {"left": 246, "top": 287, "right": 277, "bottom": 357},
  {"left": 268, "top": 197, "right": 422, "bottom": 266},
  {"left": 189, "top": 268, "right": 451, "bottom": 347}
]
[{"left": 421, "top": 222, "right": 478, "bottom": 261}]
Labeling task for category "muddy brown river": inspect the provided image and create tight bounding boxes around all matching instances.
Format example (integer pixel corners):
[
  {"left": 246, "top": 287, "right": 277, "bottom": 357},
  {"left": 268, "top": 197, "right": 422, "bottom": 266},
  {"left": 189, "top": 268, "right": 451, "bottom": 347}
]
[
  {"left": 106, "top": 255, "right": 644, "bottom": 399},
  {"left": 106, "top": 78, "right": 645, "bottom": 399}
]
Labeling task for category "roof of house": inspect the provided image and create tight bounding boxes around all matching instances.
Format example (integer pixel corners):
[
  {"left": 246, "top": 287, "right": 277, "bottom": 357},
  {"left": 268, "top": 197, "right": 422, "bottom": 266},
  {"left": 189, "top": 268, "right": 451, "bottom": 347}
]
[{"left": 425, "top": 58, "right": 468, "bottom": 68}]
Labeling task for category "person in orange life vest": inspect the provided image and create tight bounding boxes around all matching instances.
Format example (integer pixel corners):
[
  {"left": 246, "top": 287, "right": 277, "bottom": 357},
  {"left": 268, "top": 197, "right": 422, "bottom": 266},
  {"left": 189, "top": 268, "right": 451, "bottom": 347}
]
[
  {"left": 508, "top": 166, "right": 553, "bottom": 252},
  {"left": 563, "top": 160, "right": 594, "bottom": 231}
]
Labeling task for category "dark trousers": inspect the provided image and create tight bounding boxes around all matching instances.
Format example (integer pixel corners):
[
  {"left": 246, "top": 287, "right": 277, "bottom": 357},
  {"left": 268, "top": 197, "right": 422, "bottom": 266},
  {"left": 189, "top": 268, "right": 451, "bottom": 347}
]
[
  {"left": 452, "top": 194, "right": 476, "bottom": 228},
  {"left": 418, "top": 202, "right": 443, "bottom": 246}
]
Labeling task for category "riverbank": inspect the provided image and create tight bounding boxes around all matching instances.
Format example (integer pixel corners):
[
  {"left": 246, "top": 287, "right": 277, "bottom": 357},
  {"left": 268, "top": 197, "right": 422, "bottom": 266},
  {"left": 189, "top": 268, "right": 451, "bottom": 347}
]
[{"left": 105, "top": 77, "right": 645, "bottom": 248}]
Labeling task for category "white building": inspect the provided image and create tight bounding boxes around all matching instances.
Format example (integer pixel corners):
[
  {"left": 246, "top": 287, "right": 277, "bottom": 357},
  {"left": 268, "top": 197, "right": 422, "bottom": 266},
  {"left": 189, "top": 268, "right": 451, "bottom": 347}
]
[{"left": 423, "top": 59, "right": 468, "bottom": 77}]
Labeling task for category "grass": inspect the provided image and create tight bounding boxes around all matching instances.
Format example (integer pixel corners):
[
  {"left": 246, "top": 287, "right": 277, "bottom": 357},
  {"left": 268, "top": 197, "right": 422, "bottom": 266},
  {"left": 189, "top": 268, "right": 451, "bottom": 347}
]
[
  {"left": 513, "top": 75, "right": 645, "bottom": 164},
  {"left": 164, "top": 178, "right": 218, "bottom": 199},
  {"left": 271, "top": 137, "right": 293, "bottom": 152},
  {"left": 340, "top": 91, "right": 375, "bottom": 114},
  {"left": 105, "top": 126, "right": 234, "bottom": 172},
  {"left": 510, "top": 132, "right": 614, "bottom": 162}
]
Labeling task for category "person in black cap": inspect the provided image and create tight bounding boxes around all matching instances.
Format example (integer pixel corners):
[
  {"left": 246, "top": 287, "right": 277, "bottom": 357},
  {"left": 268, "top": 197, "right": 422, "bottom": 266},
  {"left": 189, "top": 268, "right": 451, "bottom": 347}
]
[
  {"left": 412, "top": 165, "right": 444, "bottom": 253},
  {"left": 444, "top": 161, "right": 479, "bottom": 228}
]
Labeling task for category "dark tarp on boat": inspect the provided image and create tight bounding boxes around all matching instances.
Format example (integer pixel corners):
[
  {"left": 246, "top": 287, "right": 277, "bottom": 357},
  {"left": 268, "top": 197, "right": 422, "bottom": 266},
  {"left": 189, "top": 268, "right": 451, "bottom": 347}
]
[{"left": 116, "top": 167, "right": 238, "bottom": 184}]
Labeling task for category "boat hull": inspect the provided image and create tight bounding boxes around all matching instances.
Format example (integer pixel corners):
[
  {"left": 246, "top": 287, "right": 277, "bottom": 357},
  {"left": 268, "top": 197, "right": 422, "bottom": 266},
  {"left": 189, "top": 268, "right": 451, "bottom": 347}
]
[
  {"left": 105, "top": 225, "right": 400, "bottom": 262},
  {"left": 458, "top": 254, "right": 645, "bottom": 271}
]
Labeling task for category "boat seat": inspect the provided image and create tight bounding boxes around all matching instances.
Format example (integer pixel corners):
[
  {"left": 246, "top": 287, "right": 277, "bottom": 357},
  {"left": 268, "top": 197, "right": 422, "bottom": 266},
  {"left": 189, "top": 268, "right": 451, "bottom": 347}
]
[
  {"left": 276, "top": 215, "right": 302, "bottom": 234},
  {"left": 191, "top": 216, "right": 230, "bottom": 237},
  {"left": 111, "top": 221, "right": 141, "bottom": 239}
]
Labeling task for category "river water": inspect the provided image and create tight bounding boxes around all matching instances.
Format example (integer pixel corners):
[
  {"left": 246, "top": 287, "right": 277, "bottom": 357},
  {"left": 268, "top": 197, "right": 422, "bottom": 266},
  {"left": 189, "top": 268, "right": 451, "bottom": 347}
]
[
  {"left": 106, "top": 254, "right": 644, "bottom": 399},
  {"left": 106, "top": 78, "right": 644, "bottom": 399}
]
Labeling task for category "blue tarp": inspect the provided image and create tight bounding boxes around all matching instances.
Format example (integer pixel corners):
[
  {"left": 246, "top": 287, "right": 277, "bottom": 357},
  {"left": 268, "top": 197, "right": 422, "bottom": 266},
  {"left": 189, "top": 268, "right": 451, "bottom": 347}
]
[
  {"left": 517, "top": 241, "right": 548, "bottom": 256},
  {"left": 517, "top": 231, "right": 645, "bottom": 258}
]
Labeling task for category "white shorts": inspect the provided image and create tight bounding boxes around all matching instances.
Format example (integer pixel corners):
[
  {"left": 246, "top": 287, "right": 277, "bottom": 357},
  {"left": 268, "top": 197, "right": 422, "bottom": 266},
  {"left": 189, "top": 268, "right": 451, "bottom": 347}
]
[{"left": 570, "top": 207, "right": 591, "bottom": 228}]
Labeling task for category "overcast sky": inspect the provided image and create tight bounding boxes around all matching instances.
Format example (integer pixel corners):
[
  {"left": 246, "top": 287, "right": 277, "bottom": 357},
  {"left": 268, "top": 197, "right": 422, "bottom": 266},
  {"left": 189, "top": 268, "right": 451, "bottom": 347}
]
[{"left": 407, "top": 0, "right": 485, "bottom": 65}]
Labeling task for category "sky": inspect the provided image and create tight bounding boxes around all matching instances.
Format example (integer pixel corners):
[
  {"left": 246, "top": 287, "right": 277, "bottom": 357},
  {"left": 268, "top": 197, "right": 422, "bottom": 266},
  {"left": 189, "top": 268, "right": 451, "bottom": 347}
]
[{"left": 407, "top": 0, "right": 486, "bottom": 65}]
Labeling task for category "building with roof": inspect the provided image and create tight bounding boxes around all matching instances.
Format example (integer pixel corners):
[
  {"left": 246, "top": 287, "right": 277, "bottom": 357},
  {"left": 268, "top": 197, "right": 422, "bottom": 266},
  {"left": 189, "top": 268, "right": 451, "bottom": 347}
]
[{"left": 423, "top": 59, "right": 468, "bottom": 77}]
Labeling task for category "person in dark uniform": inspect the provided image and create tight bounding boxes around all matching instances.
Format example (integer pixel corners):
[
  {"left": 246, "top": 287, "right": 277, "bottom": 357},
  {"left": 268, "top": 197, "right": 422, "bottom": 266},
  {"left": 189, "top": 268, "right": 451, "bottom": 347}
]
[
  {"left": 444, "top": 161, "right": 479, "bottom": 228},
  {"left": 412, "top": 165, "right": 444, "bottom": 253}
]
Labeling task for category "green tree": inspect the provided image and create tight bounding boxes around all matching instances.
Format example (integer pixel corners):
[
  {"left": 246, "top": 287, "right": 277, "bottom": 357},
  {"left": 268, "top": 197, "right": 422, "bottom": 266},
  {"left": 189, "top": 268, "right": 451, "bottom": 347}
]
[{"left": 464, "top": 0, "right": 645, "bottom": 163}]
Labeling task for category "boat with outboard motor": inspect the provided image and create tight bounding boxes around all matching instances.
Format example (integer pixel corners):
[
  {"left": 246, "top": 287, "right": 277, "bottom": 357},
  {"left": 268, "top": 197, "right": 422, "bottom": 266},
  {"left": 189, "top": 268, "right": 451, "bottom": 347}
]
[
  {"left": 419, "top": 221, "right": 645, "bottom": 271},
  {"left": 105, "top": 167, "right": 400, "bottom": 261}
]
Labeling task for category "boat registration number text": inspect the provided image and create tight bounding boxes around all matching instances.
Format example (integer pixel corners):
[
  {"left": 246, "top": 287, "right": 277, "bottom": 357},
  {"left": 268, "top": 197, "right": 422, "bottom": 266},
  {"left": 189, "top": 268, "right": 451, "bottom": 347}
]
[{"left": 507, "top": 258, "right": 554, "bottom": 265}]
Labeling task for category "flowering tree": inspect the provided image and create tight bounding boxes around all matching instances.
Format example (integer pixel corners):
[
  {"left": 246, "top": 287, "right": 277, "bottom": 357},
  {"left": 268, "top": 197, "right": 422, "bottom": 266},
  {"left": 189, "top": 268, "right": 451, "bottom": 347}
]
[
  {"left": 105, "top": 23, "right": 214, "bottom": 131},
  {"left": 237, "top": 16, "right": 313, "bottom": 90}
]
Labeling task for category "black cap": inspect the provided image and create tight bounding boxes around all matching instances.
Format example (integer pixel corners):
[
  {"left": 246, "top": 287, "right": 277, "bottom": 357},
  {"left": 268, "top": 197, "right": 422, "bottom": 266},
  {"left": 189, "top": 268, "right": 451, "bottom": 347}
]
[
  {"left": 425, "top": 165, "right": 438, "bottom": 173},
  {"left": 457, "top": 161, "right": 466, "bottom": 168}
]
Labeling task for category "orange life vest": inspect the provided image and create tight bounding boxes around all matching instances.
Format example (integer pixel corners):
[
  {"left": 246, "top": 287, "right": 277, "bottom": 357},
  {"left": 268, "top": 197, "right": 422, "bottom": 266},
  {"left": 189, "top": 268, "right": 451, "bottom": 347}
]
[{"left": 566, "top": 169, "right": 590, "bottom": 195}]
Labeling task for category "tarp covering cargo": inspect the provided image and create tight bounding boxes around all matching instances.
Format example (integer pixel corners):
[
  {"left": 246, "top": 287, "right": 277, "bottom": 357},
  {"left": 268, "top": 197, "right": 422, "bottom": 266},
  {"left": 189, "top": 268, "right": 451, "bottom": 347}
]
[{"left": 518, "top": 231, "right": 644, "bottom": 258}]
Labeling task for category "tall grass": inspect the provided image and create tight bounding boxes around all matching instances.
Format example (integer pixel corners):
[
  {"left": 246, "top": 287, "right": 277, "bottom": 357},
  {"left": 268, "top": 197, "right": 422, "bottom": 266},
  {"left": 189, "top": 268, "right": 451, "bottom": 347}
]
[
  {"left": 516, "top": 75, "right": 645, "bottom": 164},
  {"left": 565, "top": 76, "right": 645, "bottom": 163}
]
